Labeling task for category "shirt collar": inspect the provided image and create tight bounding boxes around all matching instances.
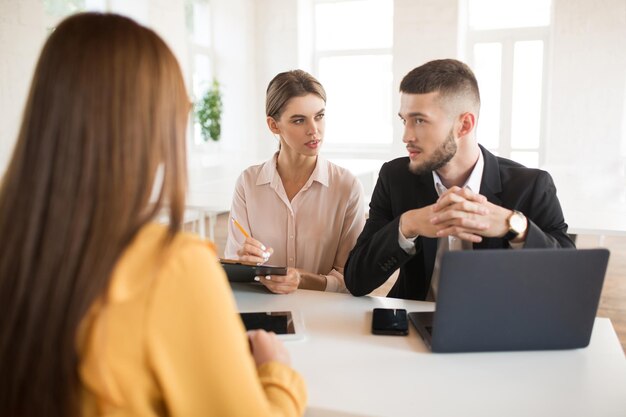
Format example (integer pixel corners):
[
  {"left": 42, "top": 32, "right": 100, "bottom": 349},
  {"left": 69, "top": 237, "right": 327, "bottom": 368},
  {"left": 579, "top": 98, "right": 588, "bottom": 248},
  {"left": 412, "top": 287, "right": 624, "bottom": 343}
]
[
  {"left": 432, "top": 149, "right": 484, "bottom": 197},
  {"left": 256, "top": 152, "right": 278, "bottom": 186},
  {"left": 310, "top": 155, "right": 329, "bottom": 187},
  {"left": 256, "top": 152, "right": 329, "bottom": 188}
]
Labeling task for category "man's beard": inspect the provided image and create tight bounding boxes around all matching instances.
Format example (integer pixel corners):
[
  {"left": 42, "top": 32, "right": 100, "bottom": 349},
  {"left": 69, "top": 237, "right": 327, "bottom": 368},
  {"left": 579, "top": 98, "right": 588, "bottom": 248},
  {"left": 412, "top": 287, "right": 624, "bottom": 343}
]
[{"left": 408, "top": 129, "right": 457, "bottom": 175}]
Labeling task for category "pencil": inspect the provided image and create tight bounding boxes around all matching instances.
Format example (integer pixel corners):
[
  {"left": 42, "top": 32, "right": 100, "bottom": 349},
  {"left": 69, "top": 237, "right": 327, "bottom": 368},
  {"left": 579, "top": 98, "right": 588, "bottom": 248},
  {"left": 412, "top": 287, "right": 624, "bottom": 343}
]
[{"left": 231, "top": 217, "right": 250, "bottom": 238}]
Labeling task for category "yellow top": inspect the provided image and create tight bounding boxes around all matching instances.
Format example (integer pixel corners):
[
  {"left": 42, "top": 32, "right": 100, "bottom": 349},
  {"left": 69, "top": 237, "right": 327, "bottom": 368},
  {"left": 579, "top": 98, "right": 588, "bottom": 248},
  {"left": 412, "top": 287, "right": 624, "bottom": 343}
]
[{"left": 77, "top": 223, "right": 306, "bottom": 416}]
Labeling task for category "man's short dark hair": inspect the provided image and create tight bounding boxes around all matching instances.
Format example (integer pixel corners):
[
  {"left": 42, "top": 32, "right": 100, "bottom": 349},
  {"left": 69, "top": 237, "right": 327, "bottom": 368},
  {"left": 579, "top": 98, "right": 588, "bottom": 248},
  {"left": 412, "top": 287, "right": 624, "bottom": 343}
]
[{"left": 400, "top": 59, "right": 480, "bottom": 115}]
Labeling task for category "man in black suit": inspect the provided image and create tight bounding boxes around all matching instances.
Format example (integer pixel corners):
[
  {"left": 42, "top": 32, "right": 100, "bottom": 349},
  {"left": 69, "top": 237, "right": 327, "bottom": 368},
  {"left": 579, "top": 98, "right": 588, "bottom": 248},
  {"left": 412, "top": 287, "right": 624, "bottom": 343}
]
[{"left": 344, "top": 59, "right": 575, "bottom": 300}]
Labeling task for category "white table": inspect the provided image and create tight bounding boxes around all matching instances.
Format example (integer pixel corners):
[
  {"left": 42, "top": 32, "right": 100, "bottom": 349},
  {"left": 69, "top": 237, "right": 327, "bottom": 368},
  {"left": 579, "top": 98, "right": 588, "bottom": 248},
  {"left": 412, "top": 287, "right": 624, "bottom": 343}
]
[{"left": 232, "top": 284, "right": 626, "bottom": 417}]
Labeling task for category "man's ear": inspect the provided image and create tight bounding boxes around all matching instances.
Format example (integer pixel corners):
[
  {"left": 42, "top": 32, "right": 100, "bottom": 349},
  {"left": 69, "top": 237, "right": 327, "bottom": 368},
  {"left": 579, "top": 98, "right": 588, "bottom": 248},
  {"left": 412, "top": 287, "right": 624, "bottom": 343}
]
[
  {"left": 267, "top": 116, "right": 280, "bottom": 134},
  {"left": 457, "top": 112, "right": 476, "bottom": 138}
]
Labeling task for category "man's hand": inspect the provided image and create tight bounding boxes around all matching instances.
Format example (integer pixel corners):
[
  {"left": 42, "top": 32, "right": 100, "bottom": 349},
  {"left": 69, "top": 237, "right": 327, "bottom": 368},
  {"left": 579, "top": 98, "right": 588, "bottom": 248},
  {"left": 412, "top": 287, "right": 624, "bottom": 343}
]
[
  {"left": 430, "top": 187, "right": 513, "bottom": 242},
  {"left": 399, "top": 205, "right": 440, "bottom": 239}
]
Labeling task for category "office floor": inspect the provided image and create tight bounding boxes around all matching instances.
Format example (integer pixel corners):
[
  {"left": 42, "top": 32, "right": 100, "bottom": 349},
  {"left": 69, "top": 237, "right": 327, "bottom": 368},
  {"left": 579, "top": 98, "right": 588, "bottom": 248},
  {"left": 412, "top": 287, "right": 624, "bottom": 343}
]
[{"left": 211, "top": 213, "right": 626, "bottom": 353}]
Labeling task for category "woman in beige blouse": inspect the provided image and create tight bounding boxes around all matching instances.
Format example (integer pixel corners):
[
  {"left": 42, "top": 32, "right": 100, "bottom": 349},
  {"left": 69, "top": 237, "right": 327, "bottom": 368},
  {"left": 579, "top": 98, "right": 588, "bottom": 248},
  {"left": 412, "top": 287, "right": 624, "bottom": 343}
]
[{"left": 224, "top": 70, "right": 366, "bottom": 294}]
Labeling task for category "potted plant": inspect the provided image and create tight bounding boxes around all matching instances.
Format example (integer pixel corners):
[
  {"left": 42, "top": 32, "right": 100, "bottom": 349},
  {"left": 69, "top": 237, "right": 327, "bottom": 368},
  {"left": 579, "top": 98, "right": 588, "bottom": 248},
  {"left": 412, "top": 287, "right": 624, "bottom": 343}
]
[{"left": 196, "top": 78, "right": 223, "bottom": 142}]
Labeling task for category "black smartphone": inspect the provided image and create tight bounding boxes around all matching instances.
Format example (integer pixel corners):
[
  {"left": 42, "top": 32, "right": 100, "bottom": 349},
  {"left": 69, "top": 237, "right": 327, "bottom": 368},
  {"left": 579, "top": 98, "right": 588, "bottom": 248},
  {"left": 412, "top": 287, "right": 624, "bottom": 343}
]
[{"left": 372, "top": 308, "right": 409, "bottom": 336}]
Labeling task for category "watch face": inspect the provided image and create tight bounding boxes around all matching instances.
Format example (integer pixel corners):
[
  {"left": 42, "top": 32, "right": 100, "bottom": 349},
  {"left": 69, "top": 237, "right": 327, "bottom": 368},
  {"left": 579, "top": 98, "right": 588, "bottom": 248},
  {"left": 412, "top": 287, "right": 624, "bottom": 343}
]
[{"left": 510, "top": 212, "right": 526, "bottom": 233}]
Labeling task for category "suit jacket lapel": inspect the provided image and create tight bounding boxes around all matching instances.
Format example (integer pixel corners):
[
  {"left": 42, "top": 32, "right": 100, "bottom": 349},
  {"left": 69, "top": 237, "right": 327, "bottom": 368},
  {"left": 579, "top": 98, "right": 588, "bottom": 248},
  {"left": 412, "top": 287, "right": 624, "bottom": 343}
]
[{"left": 414, "top": 172, "right": 439, "bottom": 209}]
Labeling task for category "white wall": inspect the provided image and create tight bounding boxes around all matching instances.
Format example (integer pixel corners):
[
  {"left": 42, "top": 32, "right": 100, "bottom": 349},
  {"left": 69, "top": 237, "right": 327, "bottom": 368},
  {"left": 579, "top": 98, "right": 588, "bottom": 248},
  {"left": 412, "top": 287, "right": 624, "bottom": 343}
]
[
  {"left": 2, "top": 0, "right": 626, "bottom": 208},
  {"left": 545, "top": 0, "right": 626, "bottom": 206},
  {"left": 392, "top": 0, "right": 459, "bottom": 157},
  {"left": 209, "top": 0, "right": 256, "bottom": 155},
  {"left": 390, "top": 0, "right": 626, "bottom": 207},
  {"left": 253, "top": 0, "right": 300, "bottom": 161},
  {"left": 0, "top": 0, "right": 259, "bottom": 175},
  {"left": 147, "top": 0, "right": 189, "bottom": 80},
  {"left": 183, "top": 0, "right": 261, "bottom": 176},
  {"left": 252, "top": 0, "right": 462, "bottom": 162},
  {"left": 0, "top": 0, "right": 193, "bottom": 174},
  {"left": 0, "top": 0, "right": 45, "bottom": 174}
]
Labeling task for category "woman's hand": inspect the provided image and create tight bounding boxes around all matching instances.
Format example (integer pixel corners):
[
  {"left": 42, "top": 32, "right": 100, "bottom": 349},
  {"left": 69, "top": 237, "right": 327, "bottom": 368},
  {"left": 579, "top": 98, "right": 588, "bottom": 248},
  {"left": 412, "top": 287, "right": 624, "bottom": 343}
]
[
  {"left": 247, "top": 329, "right": 291, "bottom": 367},
  {"left": 236, "top": 237, "right": 273, "bottom": 264},
  {"left": 255, "top": 267, "right": 301, "bottom": 294}
]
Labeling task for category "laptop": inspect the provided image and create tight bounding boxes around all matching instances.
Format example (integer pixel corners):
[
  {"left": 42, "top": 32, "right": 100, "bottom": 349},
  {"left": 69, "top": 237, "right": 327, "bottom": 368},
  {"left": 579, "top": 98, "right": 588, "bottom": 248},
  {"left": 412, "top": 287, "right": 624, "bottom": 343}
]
[{"left": 408, "top": 248, "right": 610, "bottom": 353}]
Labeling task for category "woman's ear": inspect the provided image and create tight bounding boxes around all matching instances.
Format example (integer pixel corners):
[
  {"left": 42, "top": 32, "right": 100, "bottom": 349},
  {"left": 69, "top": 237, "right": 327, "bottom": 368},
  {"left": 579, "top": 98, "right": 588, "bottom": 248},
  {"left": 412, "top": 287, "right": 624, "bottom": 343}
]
[
  {"left": 266, "top": 116, "right": 281, "bottom": 134},
  {"left": 457, "top": 112, "right": 476, "bottom": 138}
]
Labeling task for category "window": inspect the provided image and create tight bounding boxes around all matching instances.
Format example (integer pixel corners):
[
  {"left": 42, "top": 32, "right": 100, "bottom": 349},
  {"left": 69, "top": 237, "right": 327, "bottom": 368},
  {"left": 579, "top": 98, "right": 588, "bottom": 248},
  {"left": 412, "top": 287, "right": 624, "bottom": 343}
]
[
  {"left": 43, "top": 0, "right": 104, "bottom": 30},
  {"left": 185, "top": 0, "right": 214, "bottom": 147},
  {"left": 313, "top": 0, "right": 394, "bottom": 150},
  {"left": 43, "top": 0, "right": 145, "bottom": 30},
  {"left": 468, "top": 0, "right": 551, "bottom": 30},
  {"left": 45, "top": 0, "right": 212, "bottom": 148},
  {"left": 467, "top": 0, "right": 551, "bottom": 168}
]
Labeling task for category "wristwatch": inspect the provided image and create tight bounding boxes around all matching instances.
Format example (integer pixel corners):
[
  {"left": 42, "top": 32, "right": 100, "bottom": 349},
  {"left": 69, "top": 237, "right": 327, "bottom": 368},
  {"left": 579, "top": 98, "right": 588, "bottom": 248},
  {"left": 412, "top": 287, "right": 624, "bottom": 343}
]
[{"left": 504, "top": 210, "right": 527, "bottom": 241}]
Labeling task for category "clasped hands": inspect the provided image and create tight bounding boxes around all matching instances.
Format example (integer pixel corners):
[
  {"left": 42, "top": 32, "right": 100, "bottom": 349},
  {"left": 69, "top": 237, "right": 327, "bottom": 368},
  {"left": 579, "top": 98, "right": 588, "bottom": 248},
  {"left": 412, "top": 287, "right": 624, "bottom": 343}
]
[
  {"left": 400, "top": 186, "right": 513, "bottom": 243},
  {"left": 237, "top": 237, "right": 300, "bottom": 294}
]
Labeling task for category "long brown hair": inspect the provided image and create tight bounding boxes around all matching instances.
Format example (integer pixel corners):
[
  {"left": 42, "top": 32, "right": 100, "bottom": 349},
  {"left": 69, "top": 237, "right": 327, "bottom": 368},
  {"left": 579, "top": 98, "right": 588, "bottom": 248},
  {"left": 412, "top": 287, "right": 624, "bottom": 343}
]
[{"left": 0, "top": 13, "right": 189, "bottom": 417}]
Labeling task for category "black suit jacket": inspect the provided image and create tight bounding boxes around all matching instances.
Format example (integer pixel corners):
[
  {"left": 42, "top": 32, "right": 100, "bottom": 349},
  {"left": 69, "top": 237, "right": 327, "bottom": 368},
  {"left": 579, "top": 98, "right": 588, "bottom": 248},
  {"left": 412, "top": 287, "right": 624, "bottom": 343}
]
[{"left": 344, "top": 146, "right": 575, "bottom": 300}]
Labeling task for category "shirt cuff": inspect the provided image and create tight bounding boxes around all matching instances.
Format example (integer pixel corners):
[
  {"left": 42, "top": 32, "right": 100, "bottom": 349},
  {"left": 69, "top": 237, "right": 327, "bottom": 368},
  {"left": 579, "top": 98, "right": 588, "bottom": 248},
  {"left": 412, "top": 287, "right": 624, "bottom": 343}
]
[
  {"left": 324, "top": 270, "right": 348, "bottom": 293},
  {"left": 509, "top": 241, "right": 524, "bottom": 249},
  {"left": 398, "top": 223, "right": 418, "bottom": 255}
]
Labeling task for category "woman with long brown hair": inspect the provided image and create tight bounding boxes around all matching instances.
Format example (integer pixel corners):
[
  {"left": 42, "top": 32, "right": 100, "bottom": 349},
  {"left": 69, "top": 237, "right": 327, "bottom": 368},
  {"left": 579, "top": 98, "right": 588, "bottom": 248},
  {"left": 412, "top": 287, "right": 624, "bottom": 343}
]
[{"left": 0, "top": 13, "right": 305, "bottom": 417}]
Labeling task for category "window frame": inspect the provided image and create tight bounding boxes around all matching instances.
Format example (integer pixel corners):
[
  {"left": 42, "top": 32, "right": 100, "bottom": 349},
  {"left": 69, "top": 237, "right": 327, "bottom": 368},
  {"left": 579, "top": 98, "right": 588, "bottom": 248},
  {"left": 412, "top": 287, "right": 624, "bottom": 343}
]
[
  {"left": 466, "top": 25, "right": 551, "bottom": 168},
  {"left": 185, "top": 0, "right": 216, "bottom": 151},
  {"left": 312, "top": 0, "right": 396, "bottom": 157}
]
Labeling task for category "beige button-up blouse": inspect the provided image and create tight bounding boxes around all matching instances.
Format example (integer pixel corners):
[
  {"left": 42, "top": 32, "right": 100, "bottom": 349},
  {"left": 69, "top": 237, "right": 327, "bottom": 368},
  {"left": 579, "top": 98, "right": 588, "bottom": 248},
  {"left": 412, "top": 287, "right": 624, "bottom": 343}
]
[{"left": 224, "top": 153, "right": 366, "bottom": 292}]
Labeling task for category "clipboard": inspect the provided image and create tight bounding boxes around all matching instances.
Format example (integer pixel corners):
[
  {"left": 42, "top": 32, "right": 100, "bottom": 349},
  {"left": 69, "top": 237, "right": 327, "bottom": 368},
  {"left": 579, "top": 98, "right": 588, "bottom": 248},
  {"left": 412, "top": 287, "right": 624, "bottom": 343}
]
[{"left": 220, "top": 258, "right": 288, "bottom": 282}]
